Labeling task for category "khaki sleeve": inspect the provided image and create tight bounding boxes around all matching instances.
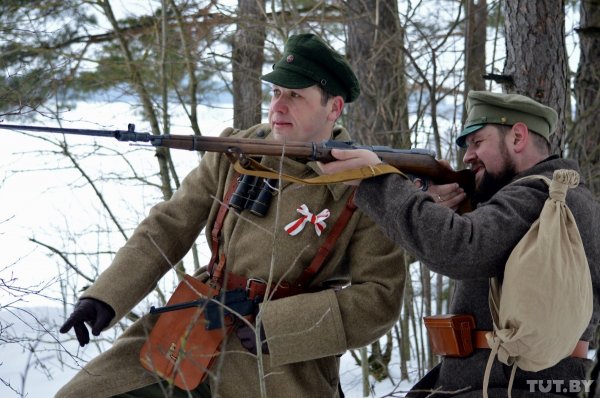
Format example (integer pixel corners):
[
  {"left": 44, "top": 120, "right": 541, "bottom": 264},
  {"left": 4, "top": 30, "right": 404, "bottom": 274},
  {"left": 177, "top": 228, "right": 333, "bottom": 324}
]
[
  {"left": 261, "top": 289, "right": 346, "bottom": 367},
  {"left": 81, "top": 146, "right": 227, "bottom": 324},
  {"left": 261, "top": 209, "right": 405, "bottom": 367}
]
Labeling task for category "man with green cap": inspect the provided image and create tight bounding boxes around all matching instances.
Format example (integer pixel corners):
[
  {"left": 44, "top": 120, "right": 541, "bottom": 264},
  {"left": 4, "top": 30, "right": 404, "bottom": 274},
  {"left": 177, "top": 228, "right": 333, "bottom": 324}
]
[
  {"left": 320, "top": 90, "right": 600, "bottom": 396},
  {"left": 55, "top": 33, "right": 406, "bottom": 398}
]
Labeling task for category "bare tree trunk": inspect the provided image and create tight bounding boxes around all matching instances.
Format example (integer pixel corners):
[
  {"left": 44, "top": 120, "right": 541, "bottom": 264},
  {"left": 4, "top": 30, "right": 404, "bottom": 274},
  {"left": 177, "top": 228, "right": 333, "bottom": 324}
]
[
  {"left": 232, "top": 0, "right": 266, "bottom": 129},
  {"left": 503, "top": 0, "right": 568, "bottom": 156},
  {"left": 168, "top": 0, "right": 202, "bottom": 139},
  {"left": 434, "top": 272, "right": 444, "bottom": 360},
  {"left": 360, "top": 346, "right": 370, "bottom": 397},
  {"left": 420, "top": 262, "right": 434, "bottom": 369},
  {"left": 101, "top": 0, "right": 175, "bottom": 202},
  {"left": 345, "top": 0, "right": 410, "bottom": 148},
  {"left": 573, "top": 0, "right": 600, "bottom": 198},
  {"left": 345, "top": 0, "right": 409, "bottom": 382},
  {"left": 464, "top": 0, "right": 487, "bottom": 94},
  {"left": 406, "top": 272, "right": 420, "bottom": 372},
  {"left": 459, "top": 0, "right": 487, "bottom": 168},
  {"left": 399, "top": 253, "right": 412, "bottom": 381}
]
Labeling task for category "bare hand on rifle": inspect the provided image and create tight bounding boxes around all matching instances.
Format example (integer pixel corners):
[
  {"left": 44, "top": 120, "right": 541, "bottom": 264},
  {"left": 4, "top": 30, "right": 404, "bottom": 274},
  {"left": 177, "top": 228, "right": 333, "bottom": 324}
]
[
  {"left": 317, "top": 148, "right": 382, "bottom": 186},
  {"left": 420, "top": 160, "right": 466, "bottom": 211},
  {"left": 319, "top": 149, "right": 466, "bottom": 210}
]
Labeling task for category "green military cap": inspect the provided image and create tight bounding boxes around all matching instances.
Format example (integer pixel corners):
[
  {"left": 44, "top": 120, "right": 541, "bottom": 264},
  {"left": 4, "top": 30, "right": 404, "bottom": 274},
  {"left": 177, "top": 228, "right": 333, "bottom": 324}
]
[
  {"left": 261, "top": 33, "right": 360, "bottom": 103},
  {"left": 456, "top": 91, "right": 558, "bottom": 148}
]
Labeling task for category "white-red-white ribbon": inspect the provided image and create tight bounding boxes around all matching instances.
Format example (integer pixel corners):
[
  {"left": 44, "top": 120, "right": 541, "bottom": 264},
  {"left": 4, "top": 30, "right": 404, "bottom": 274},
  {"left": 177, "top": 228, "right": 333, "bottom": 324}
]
[{"left": 284, "top": 204, "right": 330, "bottom": 236}]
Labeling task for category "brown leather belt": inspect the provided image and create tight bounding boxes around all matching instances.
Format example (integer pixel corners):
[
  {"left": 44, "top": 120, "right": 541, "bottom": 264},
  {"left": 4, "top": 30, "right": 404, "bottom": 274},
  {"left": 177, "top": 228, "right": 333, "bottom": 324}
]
[
  {"left": 224, "top": 272, "right": 308, "bottom": 301},
  {"left": 473, "top": 331, "right": 589, "bottom": 359}
]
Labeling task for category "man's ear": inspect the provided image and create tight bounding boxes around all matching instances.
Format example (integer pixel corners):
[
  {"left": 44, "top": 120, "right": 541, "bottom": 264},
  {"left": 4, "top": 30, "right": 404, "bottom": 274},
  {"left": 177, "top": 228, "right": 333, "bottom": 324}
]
[
  {"left": 328, "top": 96, "right": 345, "bottom": 121},
  {"left": 511, "top": 122, "right": 529, "bottom": 153}
]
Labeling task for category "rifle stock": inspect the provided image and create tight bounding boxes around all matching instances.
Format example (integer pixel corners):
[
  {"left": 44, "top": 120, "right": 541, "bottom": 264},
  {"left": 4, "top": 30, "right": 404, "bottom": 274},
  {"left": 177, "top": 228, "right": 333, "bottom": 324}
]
[{"left": 0, "top": 123, "right": 474, "bottom": 196}]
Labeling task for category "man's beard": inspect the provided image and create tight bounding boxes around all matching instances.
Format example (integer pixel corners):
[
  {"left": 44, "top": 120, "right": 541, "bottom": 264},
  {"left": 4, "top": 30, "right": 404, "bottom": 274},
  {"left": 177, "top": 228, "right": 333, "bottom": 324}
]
[
  {"left": 472, "top": 167, "right": 517, "bottom": 203},
  {"left": 472, "top": 145, "right": 518, "bottom": 204}
]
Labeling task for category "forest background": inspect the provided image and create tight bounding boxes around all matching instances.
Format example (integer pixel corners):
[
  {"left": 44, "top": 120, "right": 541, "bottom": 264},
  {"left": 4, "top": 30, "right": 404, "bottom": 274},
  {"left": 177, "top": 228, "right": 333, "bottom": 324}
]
[{"left": 1, "top": 0, "right": 599, "bottom": 397}]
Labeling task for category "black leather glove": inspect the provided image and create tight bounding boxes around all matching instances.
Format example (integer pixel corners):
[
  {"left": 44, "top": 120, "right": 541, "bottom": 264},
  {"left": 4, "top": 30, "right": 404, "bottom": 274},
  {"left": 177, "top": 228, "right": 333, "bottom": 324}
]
[
  {"left": 59, "top": 298, "right": 115, "bottom": 347},
  {"left": 236, "top": 323, "right": 269, "bottom": 355}
]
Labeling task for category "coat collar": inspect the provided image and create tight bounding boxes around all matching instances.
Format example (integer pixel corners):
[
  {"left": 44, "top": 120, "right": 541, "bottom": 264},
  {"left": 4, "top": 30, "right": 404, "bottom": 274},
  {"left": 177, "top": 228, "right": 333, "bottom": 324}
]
[{"left": 260, "top": 126, "right": 351, "bottom": 201}]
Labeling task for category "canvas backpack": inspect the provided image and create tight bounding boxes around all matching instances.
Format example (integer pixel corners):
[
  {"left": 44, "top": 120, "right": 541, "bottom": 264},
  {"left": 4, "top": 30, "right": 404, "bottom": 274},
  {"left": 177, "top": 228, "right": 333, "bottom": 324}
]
[{"left": 482, "top": 169, "right": 593, "bottom": 397}]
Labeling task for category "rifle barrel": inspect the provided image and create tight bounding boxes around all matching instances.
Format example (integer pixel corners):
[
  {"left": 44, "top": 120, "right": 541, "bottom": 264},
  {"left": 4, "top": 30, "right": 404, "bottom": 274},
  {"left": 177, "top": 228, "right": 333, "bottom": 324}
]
[
  {"left": 0, "top": 122, "right": 474, "bottom": 194},
  {"left": 0, "top": 123, "right": 121, "bottom": 138}
]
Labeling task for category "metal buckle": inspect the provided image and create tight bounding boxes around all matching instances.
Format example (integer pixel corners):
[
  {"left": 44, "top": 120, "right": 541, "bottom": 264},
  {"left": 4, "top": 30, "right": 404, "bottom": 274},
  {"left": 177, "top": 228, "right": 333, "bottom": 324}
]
[
  {"left": 246, "top": 277, "right": 267, "bottom": 290},
  {"left": 245, "top": 277, "right": 267, "bottom": 299}
]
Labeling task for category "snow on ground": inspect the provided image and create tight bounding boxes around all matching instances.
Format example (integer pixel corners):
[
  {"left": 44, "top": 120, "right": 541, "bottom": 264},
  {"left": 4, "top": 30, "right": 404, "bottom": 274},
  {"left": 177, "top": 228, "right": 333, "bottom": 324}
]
[{"left": 0, "top": 306, "right": 416, "bottom": 397}]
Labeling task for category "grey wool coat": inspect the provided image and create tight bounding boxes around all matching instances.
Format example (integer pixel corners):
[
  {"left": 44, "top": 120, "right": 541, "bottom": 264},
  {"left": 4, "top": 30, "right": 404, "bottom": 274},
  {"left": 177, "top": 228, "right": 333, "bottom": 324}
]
[
  {"left": 55, "top": 124, "right": 406, "bottom": 398},
  {"left": 355, "top": 156, "right": 600, "bottom": 397}
]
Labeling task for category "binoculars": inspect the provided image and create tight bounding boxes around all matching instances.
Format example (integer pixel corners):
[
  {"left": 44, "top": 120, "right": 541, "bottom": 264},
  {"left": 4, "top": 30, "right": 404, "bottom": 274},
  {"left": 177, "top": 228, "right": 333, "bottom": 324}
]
[{"left": 229, "top": 175, "right": 278, "bottom": 217}]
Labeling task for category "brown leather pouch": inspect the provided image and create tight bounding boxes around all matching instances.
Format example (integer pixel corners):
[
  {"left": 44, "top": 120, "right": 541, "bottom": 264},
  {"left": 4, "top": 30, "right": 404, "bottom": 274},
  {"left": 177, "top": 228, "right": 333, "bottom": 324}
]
[
  {"left": 140, "top": 275, "right": 234, "bottom": 391},
  {"left": 423, "top": 314, "right": 475, "bottom": 357}
]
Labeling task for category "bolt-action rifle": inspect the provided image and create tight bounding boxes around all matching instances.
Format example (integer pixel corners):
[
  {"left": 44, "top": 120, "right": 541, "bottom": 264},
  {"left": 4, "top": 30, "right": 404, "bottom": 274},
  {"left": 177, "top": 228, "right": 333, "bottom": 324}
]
[{"left": 0, "top": 122, "right": 474, "bottom": 198}]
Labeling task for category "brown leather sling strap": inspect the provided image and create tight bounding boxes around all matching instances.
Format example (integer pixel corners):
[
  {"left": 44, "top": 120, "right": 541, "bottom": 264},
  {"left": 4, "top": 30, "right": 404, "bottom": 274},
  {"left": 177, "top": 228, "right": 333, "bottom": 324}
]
[
  {"left": 208, "top": 173, "right": 358, "bottom": 298},
  {"left": 294, "top": 189, "right": 357, "bottom": 289},
  {"left": 207, "top": 173, "right": 240, "bottom": 278},
  {"left": 223, "top": 190, "right": 357, "bottom": 300}
]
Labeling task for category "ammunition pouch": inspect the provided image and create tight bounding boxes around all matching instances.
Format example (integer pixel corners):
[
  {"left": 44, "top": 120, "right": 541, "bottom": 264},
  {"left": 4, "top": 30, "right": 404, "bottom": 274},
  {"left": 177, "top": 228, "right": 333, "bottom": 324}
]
[
  {"left": 139, "top": 273, "right": 303, "bottom": 391},
  {"left": 140, "top": 275, "right": 242, "bottom": 391},
  {"left": 423, "top": 314, "right": 476, "bottom": 357}
]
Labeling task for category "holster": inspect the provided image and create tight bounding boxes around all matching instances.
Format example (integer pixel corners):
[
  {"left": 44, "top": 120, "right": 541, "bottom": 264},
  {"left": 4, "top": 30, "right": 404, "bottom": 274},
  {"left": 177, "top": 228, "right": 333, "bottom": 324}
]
[
  {"left": 423, "top": 314, "right": 476, "bottom": 357},
  {"left": 139, "top": 275, "right": 234, "bottom": 391}
]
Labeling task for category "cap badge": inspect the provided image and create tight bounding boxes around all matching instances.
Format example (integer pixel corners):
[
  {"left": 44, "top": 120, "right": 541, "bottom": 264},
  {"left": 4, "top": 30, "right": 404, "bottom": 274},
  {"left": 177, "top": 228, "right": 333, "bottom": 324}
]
[{"left": 286, "top": 54, "right": 294, "bottom": 63}]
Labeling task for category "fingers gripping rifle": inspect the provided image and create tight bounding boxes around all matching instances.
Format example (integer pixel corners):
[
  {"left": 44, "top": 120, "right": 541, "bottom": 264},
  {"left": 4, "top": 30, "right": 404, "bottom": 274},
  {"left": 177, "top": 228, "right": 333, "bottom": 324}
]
[{"left": 0, "top": 123, "right": 474, "bottom": 202}]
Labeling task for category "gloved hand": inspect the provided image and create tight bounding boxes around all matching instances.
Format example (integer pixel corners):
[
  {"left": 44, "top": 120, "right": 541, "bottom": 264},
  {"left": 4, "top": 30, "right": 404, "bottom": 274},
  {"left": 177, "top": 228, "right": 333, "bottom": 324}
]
[
  {"left": 59, "top": 298, "right": 115, "bottom": 347},
  {"left": 235, "top": 322, "right": 269, "bottom": 355}
]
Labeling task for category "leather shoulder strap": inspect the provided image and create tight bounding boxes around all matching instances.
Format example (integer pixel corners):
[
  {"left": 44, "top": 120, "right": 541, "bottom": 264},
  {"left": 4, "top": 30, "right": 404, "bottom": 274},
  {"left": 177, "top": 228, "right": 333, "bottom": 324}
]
[
  {"left": 209, "top": 182, "right": 358, "bottom": 291},
  {"left": 208, "top": 173, "right": 239, "bottom": 276},
  {"left": 294, "top": 189, "right": 358, "bottom": 288}
]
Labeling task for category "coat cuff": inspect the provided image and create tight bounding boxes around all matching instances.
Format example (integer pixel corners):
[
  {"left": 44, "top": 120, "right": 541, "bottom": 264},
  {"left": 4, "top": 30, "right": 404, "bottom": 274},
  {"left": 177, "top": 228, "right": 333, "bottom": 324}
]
[{"left": 261, "top": 289, "right": 346, "bottom": 367}]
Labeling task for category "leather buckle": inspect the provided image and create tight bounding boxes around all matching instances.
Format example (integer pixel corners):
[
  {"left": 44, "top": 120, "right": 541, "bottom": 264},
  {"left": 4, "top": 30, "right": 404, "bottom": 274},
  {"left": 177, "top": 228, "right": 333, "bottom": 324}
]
[{"left": 246, "top": 277, "right": 267, "bottom": 300}]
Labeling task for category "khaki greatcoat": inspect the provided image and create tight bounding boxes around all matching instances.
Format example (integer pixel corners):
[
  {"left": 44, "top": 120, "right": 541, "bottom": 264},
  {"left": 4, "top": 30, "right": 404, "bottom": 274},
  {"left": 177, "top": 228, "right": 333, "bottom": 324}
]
[{"left": 55, "top": 124, "right": 406, "bottom": 398}]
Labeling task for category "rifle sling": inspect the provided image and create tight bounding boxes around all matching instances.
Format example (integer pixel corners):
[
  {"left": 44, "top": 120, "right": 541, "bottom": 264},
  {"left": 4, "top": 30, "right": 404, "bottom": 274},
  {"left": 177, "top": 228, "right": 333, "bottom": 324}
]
[{"left": 233, "top": 157, "right": 407, "bottom": 185}]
